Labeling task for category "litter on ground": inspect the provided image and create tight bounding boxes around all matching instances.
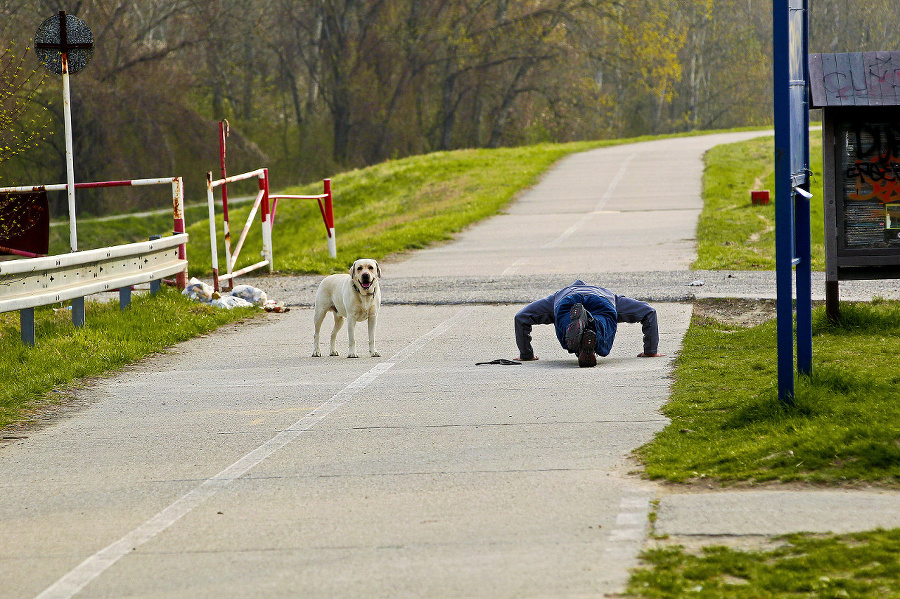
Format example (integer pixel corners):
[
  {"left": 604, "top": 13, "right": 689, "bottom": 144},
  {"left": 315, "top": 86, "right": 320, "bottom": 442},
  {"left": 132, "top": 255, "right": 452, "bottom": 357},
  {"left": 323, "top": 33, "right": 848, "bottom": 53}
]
[{"left": 182, "top": 277, "right": 289, "bottom": 312}]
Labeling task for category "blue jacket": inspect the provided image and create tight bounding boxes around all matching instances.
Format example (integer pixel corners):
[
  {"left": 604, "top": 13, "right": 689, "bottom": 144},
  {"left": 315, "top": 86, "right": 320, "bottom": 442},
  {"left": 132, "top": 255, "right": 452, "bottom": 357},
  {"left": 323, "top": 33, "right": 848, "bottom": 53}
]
[{"left": 514, "top": 280, "right": 659, "bottom": 360}]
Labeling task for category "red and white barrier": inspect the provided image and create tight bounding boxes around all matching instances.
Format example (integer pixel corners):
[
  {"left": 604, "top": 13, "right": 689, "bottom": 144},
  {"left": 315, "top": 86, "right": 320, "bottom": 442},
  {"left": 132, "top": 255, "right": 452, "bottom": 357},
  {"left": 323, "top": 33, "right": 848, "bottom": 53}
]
[
  {"left": 206, "top": 169, "right": 336, "bottom": 291},
  {"left": 0, "top": 176, "right": 188, "bottom": 289},
  {"left": 205, "top": 168, "right": 272, "bottom": 291},
  {"left": 209, "top": 121, "right": 336, "bottom": 292},
  {"left": 270, "top": 178, "right": 336, "bottom": 258}
]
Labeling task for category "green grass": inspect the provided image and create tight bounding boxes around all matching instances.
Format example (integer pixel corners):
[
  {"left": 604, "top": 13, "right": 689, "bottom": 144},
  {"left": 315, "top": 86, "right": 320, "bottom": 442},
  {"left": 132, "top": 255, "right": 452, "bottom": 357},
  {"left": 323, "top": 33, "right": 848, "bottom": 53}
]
[
  {"left": 635, "top": 299, "right": 900, "bottom": 485},
  {"left": 652, "top": 131, "right": 900, "bottom": 486},
  {"left": 0, "top": 288, "right": 256, "bottom": 429},
  {"left": 628, "top": 133, "right": 900, "bottom": 598},
  {"left": 694, "top": 135, "right": 825, "bottom": 270},
  {"left": 628, "top": 529, "right": 900, "bottom": 597}
]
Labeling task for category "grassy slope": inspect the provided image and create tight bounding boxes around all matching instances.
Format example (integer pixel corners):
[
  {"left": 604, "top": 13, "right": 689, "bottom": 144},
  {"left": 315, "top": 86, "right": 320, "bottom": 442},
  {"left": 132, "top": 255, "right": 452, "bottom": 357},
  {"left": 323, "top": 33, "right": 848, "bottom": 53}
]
[{"left": 51, "top": 130, "right": 754, "bottom": 277}]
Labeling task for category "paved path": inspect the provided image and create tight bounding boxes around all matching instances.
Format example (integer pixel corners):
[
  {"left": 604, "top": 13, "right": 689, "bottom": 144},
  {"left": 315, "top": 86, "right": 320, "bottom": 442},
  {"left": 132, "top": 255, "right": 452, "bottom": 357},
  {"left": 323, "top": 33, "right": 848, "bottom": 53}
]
[
  {"left": 3, "top": 131, "right": 899, "bottom": 599},
  {"left": 386, "top": 134, "right": 742, "bottom": 278}
]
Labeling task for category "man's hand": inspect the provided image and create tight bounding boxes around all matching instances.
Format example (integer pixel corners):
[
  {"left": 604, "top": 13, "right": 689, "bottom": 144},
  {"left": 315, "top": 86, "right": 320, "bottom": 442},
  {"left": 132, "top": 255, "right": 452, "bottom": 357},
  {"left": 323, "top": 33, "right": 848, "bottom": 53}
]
[
  {"left": 515, "top": 356, "right": 539, "bottom": 361},
  {"left": 637, "top": 352, "right": 665, "bottom": 358}
]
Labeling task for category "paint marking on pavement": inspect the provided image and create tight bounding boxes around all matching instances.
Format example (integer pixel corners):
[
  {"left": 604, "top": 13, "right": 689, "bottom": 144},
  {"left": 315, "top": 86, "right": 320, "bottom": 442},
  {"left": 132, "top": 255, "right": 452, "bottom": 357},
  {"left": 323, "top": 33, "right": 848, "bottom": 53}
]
[
  {"left": 501, "top": 257, "right": 530, "bottom": 276},
  {"left": 542, "top": 153, "right": 635, "bottom": 249},
  {"left": 605, "top": 494, "right": 651, "bottom": 549},
  {"left": 35, "top": 307, "right": 474, "bottom": 599}
]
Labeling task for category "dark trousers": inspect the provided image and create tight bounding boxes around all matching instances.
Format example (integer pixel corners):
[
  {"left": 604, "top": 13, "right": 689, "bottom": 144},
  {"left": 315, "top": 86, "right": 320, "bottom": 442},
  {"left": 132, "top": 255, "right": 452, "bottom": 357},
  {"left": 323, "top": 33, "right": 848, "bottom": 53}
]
[{"left": 554, "top": 293, "right": 617, "bottom": 357}]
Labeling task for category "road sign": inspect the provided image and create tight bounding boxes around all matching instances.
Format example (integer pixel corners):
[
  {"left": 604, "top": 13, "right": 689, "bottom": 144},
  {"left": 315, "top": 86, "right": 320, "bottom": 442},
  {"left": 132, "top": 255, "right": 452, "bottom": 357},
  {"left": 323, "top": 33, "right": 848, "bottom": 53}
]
[
  {"left": 32, "top": 11, "right": 94, "bottom": 254},
  {"left": 34, "top": 12, "right": 94, "bottom": 75}
]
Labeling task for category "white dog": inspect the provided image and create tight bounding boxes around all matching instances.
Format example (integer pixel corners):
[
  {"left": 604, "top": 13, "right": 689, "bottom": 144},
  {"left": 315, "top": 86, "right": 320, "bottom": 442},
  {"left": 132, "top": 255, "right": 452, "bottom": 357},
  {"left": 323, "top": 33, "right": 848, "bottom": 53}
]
[{"left": 312, "top": 259, "right": 382, "bottom": 358}]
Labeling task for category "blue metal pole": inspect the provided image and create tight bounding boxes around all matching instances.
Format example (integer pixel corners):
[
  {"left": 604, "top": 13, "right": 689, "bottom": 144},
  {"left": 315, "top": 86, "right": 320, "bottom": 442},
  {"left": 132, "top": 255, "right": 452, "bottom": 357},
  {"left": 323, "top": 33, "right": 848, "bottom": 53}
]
[
  {"left": 795, "top": 0, "right": 813, "bottom": 376},
  {"left": 773, "top": 0, "right": 795, "bottom": 403},
  {"left": 795, "top": 190, "right": 812, "bottom": 375}
]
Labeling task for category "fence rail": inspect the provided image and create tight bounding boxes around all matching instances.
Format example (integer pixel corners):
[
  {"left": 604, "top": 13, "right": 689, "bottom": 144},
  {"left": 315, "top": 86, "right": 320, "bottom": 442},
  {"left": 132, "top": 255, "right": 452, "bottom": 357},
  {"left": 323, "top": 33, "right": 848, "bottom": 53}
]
[
  {"left": 0, "top": 176, "right": 188, "bottom": 345},
  {"left": 0, "top": 233, "right": 188, "bottom": 345},
  {"left": 206, "top": 168, "right": 336, "bottom": 291}
]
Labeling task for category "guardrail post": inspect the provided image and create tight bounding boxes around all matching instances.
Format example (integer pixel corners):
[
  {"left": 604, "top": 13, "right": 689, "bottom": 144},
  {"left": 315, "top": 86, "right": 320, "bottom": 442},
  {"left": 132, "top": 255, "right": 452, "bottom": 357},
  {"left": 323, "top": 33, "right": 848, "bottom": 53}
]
[
  {"left": 150, "top": 235, "right": 162, "bottom": 294},
  {"left": 20, "top": 308, "right": 35, "bottom": 346},
  {"left": 72, "top": 297, "right": 85, "bottom": 327},
  {"left": 119, "top": 287, "right": 131, "bottom": 310}
]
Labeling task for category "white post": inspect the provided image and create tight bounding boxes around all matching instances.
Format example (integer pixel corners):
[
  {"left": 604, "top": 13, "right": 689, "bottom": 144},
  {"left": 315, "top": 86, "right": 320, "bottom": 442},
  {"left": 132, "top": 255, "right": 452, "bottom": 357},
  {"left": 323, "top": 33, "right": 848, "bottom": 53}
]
[
  {"left": 260, "top": 170, "right": 274, "bottom": 272},
  {"left": 327, "top": 231, "right": 336, "bottom": 259},
  {"left": 62, "top": 62, "right": 77, "bottom": 252},
  {"left": 206, "top": 172, "right": 221, "bottom": 291}
]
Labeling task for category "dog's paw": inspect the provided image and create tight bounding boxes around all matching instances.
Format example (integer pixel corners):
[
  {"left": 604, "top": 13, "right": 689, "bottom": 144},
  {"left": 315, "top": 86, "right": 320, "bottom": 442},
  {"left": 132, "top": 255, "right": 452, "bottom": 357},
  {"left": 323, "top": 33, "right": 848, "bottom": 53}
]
[
  {"left": 347, "top": 353, "right": 359, "bottom": 358},
  {"left": 312, "top": 350, "right": 322, "bottom": 357},
  {"left": 371, "top": 350, "right": 381, "bottom": 357},
  {"left": 330, "top": 350, "right": 340, "bottom": 357}
]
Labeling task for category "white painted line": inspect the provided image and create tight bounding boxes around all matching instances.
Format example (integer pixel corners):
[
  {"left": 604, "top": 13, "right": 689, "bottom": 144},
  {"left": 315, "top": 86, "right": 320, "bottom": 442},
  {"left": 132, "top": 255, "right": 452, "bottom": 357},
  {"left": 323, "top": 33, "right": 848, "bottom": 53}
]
[
  {"left": 616, "top": 512, "right": 645, "bottom": 526},
  {"left": 605, "top": 493, "right": 652, "bottom": 548},
  {"left": 542, "top": 154, "right": 635, "bottom": 249},
  {"left": 619, "top": 497, "right": 650, "bottom": 510},
  {"left": 609, "top": 528, "right": 644, "bottom": 541},
  {"left": 501, "top": 258, "right": 529, "bottom": 276},
  {"left": 35, "top": 307, "right": 475, "bottom": 599}
]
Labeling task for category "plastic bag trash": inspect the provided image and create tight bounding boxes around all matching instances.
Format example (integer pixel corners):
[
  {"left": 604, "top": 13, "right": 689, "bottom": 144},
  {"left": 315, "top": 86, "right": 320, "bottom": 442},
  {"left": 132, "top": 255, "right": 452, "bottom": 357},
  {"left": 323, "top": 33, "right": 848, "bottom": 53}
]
[
  {"left": 183, "top": 277, "right": 217, "bottom": 302},
  {"left": 182, "top": 278, "right": 284, "bottom": 311},
  {"left": 211, "top": 295, "right": 253, "bottom": 309},
  {"left": 688, "top": 280, "right": 705, "bottom": 287},
  {"left": 229, "top": 285, "right": 268, "bottom": 306}
]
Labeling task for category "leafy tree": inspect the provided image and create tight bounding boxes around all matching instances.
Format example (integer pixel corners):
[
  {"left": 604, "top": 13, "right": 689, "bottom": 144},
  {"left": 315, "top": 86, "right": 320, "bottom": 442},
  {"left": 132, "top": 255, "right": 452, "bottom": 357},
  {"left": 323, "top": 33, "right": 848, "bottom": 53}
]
[
  {"left": 4, "top": 0, "right": 900, "bottom": 220},
  {"left": 0, "top": 43, "right": 49, "bottom": 179}
]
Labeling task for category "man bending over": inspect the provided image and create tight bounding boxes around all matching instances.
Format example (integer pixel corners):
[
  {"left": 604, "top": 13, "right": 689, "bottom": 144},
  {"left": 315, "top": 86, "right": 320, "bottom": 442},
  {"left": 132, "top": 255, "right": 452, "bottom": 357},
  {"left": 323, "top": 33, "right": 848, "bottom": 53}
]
[{"left": 514, "top": 280, "right": 664, "bottom": 367}]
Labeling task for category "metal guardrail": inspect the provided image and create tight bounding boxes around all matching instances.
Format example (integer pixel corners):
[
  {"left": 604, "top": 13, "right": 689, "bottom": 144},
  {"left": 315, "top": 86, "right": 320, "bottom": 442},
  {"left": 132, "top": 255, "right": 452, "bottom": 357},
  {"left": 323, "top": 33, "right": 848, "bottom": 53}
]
[{"left": 0, "top": 233, "right": 188, "bottom": 345}]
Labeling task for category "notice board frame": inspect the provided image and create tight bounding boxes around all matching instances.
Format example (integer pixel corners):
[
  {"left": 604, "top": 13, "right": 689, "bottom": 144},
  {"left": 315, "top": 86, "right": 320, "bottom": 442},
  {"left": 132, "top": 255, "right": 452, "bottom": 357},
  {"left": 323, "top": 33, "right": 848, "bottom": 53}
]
[
  {"left": 810, "top": 51, "right": 900, "bottom": 318},
  {"left": 822, "top": 106, "right": 900, "bottom": 281}
]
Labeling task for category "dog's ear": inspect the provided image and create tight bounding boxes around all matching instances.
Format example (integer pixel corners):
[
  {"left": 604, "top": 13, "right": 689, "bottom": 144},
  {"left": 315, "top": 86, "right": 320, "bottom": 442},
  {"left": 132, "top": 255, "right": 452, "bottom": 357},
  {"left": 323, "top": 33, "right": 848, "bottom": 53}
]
[
  {"left": 348, "top": 260, "right": 356, "bottom": 278},
  {"left": 375, "top": 261, "right": 382, "bottom": 279}
]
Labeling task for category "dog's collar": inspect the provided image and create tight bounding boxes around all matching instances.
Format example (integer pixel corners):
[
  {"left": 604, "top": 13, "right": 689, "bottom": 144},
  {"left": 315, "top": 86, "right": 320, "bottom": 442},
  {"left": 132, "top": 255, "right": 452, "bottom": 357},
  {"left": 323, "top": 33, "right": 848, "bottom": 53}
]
[{"left": 353, "top": 280, "right": 376, "bottom": 295}]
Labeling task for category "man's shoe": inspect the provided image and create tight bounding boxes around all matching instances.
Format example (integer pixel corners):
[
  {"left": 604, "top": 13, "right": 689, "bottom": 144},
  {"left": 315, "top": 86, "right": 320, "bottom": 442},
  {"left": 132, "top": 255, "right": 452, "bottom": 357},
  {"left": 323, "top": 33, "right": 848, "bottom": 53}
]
[
  {"left": 578, "top": 329, "right": 597, "bottom": 367},
  {"left": 565, "top": 303, "right": 588, "bottom": 352}
]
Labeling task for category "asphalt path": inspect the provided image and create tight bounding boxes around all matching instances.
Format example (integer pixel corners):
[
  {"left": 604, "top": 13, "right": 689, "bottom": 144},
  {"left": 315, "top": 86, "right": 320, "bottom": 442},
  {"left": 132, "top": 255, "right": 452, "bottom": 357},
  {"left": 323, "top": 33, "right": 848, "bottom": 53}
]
[{"left": 4, "top": 130, "right": 900, "bottom": 599}]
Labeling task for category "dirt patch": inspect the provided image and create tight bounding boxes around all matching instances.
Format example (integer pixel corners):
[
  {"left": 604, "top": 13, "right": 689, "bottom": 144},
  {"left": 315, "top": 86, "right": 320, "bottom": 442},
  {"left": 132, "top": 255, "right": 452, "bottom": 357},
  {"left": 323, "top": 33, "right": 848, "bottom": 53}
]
[
  {"left": 645, "top": 533, "right": 790, "bottom": 554},
  {"left": 692, "top": 297, "right": 779, "bottom": 327}
]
